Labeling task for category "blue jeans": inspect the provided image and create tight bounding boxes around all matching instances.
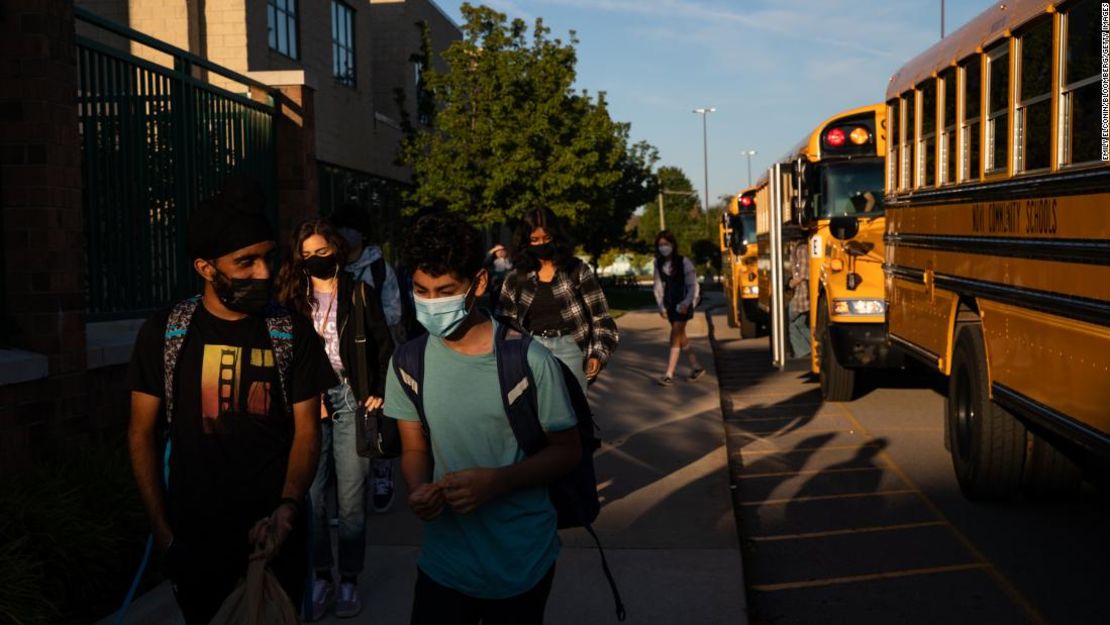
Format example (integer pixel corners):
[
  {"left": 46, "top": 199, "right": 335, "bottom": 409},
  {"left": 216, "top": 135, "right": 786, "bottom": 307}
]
[
  {"left": 309, "top": 381, "right": 369, "bottom": 578},
  {"left": 788, "top": 311, "right": 812, "bottom": 359},
  {"left": 533, "top": 334, "right": 587, "bottom": 392}
]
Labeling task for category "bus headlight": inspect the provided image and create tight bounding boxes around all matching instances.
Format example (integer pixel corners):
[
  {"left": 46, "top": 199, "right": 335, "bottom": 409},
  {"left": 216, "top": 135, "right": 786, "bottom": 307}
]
[
  {"left": 742, "top": 286, "right": 759, "bottom": 295},
  {"left": 832, "top": 299, "right": 885, "bottom": 315}
]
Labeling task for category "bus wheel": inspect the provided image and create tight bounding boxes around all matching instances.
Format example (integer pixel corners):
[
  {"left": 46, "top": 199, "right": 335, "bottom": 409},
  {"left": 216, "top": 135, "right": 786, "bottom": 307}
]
[
  {"left": 740, "top": 302, "right": 757, "bottom": 338},
  {"left": 1022, "top": 432, "right": 1081, "bottom": 497},
  {"left": 946, "top": 324, "right": 1025, "bottom": 500},
  {"left": 817, "top": 303, "right": 855, "bottom": 402}
]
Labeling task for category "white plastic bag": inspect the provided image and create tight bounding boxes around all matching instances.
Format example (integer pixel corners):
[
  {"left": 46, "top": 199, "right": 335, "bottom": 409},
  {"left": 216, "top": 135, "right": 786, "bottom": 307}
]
[{"left": 208, "top": 553, "right": 299, "bottom": 625}]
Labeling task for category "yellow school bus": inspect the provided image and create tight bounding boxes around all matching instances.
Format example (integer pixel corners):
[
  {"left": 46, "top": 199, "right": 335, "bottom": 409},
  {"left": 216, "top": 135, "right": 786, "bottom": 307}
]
[
  {"left": 756, "top": 105, "right": 896, "bottom": 397},
  {"left": 884, "top": 0, "right": 1108, "bottom": 498},
  {"left": 720, "top": 189, "right": 761, "bottom": 337}
]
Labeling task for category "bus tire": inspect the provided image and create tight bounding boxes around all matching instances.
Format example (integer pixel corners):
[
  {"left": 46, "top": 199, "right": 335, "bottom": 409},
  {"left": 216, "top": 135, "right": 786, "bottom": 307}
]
[
  {"left": 946, "top": 324, "right": 1025, "bottom": 500},
  {"left": 817, "top": 302, "right": 855, "bottom": 402},
  {"left": 1022, "top": 432, "right": 1081, "bottom": 497},
  {"left": 740, "top": 301, "right": 757, "bottom": 338}
]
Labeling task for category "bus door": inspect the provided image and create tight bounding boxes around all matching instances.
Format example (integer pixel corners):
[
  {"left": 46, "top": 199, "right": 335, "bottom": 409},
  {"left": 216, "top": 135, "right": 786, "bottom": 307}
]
[{"left": 769, "top": 163, "right": 788, "bottom": 369}]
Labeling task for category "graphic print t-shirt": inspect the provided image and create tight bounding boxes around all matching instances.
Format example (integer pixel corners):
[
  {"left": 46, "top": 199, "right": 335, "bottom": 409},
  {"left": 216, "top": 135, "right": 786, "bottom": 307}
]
[
  {"left": 128, "top": 303, "right": 337, "bottom": 538},
  {"left": 311, "top": 290, "right": 343, "bottom": 374}
]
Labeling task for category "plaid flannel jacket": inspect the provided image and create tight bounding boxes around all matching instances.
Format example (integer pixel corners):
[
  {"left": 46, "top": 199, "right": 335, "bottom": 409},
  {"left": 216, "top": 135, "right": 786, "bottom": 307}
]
[{"left": 497, "top": 260, "right": 620, "bottom": 365}]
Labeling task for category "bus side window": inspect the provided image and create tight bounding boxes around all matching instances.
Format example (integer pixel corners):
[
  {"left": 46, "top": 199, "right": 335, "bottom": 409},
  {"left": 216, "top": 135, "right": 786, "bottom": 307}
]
[
  {"left": 903, "top": 91, "right": 916, "bottom": 189},
  {"left": 1061, "top": 0, "right": 1103, "bottom": 166},
  {"left": 888, "top": 100, "right": 900, "bottom": 193},
  {"left": 920, "top": 78, "right": 938, "bottom": 187},
  {"left": 1016, "top": 15, "right": 1052, "bottom": 172},
  {"left": 941, "top": 67, "right": 957, "bottom": 185},
  {"left": 985, "top": 42, "right": 1010, "bottom": 175},
  {"left": 961, "top": 55, "right": 982, "bottom": 182}
]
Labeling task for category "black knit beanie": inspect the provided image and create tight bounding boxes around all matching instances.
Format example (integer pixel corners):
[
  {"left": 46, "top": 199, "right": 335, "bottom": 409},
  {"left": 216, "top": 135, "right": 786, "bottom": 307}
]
[{"left": 187, "top": 175, "right": 275, "bottom": 261}]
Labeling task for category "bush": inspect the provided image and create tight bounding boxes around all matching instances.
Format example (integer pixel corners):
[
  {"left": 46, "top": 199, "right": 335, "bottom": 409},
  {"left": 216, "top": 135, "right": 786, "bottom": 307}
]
[{"left": 0, "top": 437, "right": 150, "bottom": 624}]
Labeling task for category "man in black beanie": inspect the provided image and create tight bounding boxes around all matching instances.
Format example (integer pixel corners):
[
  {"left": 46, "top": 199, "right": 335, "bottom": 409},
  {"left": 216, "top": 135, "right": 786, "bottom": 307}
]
[{"left": 127, "top": 176, "right": 337, "bottom": 624}]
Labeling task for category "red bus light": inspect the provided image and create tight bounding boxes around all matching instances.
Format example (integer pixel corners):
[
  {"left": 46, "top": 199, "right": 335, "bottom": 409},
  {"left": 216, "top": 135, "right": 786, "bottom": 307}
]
[
  {"left": 825, "top": 127, "right": 846, "bottom": 147},
  {"left": 740, "top": 196, "right": 752, "bottom": 207}
]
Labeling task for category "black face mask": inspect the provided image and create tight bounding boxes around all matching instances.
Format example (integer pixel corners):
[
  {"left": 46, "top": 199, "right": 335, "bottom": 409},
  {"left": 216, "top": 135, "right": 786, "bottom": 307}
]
[
  {"left": 212, "top": 270, "right": 272, "bottom": 315},
  {"left": 304, "top": 254, "right": 339, "bottom": 279},
  {"left": 530, "top": 243, "right": 556, "bottom": 260}
]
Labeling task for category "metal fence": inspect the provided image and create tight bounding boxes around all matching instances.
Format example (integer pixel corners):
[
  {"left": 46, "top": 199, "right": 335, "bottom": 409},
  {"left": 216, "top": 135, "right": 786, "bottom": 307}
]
[{"left": 76, "top": 8, "right": 277, "bottom": 319}]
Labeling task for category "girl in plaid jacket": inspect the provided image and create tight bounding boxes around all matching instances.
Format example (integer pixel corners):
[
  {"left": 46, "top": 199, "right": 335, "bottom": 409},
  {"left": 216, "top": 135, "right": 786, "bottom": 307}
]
[{"left": 497, "top": 208, "right": 619, "bottom": 390}]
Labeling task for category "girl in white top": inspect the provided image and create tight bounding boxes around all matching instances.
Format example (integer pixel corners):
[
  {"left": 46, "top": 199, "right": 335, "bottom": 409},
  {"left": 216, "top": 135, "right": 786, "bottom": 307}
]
[{"left": 652, "top": 230, "right": 705, "bottom": 385}]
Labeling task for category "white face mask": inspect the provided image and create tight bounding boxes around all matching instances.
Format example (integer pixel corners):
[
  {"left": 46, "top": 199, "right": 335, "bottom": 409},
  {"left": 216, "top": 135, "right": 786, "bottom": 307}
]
[{"left": 658, "top": 244, "right": 674, "bottom": 257}]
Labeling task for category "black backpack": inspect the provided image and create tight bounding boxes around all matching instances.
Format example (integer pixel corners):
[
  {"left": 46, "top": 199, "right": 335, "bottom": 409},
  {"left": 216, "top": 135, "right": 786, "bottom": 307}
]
[{"left": 391, "top": 319, "right": 626, "bottom": 621}]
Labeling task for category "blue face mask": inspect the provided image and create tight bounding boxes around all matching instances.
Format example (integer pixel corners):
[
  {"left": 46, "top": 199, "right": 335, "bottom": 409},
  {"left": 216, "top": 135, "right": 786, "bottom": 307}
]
[{"left": 413, "top": 282, "right": 476, "bottom": 338}]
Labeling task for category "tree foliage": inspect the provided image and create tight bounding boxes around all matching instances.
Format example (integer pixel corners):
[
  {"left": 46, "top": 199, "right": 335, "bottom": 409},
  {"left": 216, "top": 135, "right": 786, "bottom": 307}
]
[{"left": 398, "top": 3, "right": 656, "bottom": 261}]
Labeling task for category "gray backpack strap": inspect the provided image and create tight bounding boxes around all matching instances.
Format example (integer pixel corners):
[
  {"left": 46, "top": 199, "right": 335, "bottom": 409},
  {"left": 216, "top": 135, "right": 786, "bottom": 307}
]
[
  {"left": 163, "top": 296, "right": 201, "bottom": 431},
  {"left": 265, "top": 307, "right": 295, "bottom": 414}
]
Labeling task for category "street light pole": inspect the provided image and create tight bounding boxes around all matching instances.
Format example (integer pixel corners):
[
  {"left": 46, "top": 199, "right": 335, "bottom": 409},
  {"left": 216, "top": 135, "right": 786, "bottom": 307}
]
[
  {"left": 693, "top": 107, "right": 715, "bottom": 236},
  {"left": 741, "top": 149, "right": 757, "bottom": 187},
  {"left": 941, "top": 0, "right": 945, "bottom": 39}
]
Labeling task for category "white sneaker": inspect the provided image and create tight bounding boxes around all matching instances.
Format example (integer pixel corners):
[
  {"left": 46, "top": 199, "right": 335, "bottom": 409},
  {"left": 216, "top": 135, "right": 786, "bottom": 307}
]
[
  {"left": 335, "top": 581, "right": 362, "bottom": 618},
  {"left": 308, "top": 579, "right": 335, "bottom": 622},
  {"left": 372, "top": 460, "right": 395, "bottom": 513}
]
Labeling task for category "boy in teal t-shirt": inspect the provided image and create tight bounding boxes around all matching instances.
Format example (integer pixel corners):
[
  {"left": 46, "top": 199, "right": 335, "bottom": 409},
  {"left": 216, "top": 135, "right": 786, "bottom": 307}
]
[{"left": 384, "top": 214, "right": 581, "bottom": 625}]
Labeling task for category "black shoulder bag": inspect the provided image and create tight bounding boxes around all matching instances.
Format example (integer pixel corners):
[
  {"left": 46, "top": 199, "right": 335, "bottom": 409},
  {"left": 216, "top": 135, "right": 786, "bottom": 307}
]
[{"left": 353, "top": 283, "right": 401, "bottom": 459}]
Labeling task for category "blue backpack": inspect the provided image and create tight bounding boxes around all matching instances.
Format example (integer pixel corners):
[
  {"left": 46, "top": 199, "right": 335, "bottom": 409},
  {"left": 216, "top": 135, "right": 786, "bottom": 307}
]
[{"left": 391, "top": 319, "right": 626, "bottom": 621}]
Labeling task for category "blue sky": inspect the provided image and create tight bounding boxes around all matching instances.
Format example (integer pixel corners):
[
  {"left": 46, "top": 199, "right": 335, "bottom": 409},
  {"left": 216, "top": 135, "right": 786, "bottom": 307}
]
[{"left": 440, "top": 0, "right": 988, "bottom": 207}]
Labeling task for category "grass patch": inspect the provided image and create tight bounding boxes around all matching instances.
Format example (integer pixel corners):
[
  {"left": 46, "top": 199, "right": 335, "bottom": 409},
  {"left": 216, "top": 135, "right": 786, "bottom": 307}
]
[
  {"left": 603, "top": 286, "right": 657, "bottom": 319},
  {"left": 0, "top": 437, "right": 151, "bottom": 625}
]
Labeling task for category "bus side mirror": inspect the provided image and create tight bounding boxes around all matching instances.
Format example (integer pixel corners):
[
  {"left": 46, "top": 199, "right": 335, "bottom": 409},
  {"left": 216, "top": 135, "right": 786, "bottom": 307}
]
[{"left": 829, "top": 215, "right": 860, "bottom": 241}]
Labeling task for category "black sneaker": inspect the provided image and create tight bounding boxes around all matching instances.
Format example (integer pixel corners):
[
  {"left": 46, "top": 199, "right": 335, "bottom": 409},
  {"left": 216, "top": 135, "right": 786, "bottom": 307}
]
[
  {"left": 372, "top": 460, "right": 395, "bottom": 513},
  {"left": 688, "top": 368, "right": 706, "bottom": 382},
  {"left": 657, "top": 376, "right": 674, "bottom": 386}
]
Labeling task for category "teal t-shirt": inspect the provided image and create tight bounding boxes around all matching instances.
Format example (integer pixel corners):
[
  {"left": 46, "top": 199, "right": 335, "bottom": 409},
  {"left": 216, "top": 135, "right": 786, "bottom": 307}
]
[{"left": 383, "top": 322, "right": 576, "bottom": 599}]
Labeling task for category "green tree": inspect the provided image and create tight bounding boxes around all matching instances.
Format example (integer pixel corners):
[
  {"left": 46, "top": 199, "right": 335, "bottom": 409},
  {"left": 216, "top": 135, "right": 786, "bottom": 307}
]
[
  {"left": 637, "top": 166, "right": 704, "bottom": 252},
  {"left": 398, "top": 2, "right": 656, "bottom": 262}
]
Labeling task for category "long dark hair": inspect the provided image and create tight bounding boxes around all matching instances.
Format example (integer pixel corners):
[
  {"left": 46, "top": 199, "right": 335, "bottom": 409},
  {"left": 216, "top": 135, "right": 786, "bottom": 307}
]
[
  {"left": 276, "top": 218, "right": 350, "bottom": 317},
  {"left": 654, "top": 230, "right": 680, "bottom": 265},
  {"left": 511, "top": 207, "right": 576, "bottom": 273}
]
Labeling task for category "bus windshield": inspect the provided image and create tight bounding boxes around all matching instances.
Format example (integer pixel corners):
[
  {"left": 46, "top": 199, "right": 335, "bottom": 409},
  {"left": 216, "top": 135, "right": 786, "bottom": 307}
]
[
  {"left": 729, "top": 214, "right": 757, "bottom": 248},
  {"left": 818, "top": 162, "right": 885, "bottom": 217}
]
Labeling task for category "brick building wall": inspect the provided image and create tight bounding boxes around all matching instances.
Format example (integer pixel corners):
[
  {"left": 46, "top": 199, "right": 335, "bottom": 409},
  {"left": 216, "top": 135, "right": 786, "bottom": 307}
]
[{"left": 0, "top": 0, "right": 90, "bottom": 471}]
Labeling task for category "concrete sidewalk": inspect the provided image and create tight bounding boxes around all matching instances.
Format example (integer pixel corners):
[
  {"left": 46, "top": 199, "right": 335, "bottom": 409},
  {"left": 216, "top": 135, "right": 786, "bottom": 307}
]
[{"left": 101, "top": 297, "right": 747, "bottom": 625}]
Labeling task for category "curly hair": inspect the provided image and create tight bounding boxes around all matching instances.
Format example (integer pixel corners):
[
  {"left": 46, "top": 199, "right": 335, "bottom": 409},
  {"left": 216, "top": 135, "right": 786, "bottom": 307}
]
[
  {"left": 276, "top": 218, "right": 350, "bottom": 317},
  {"left": 402, "top": 213, "right": 485, "bottom": 280},
  {"left": 510, "top": 207, "right": 575, "bottom": 274}
]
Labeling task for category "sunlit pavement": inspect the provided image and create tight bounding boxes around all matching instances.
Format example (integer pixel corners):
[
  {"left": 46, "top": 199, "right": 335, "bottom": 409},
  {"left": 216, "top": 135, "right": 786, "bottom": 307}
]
[
  {"left": 103, "top": 293, "right": 750, "bottom": 625},
  {"left": 710, "top": 306, "right": 1109, "bottom": 625}
]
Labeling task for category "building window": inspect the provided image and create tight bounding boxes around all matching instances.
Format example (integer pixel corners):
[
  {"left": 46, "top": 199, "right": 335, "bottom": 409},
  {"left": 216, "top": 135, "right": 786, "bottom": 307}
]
[
  {"left": 985, "top": 43, "right": 1010, "bottom": 174},
  {"left": 961, "top": 55, "right": 982, "bottom": 182},
  {"left": 919, "top": 79, "right": 937, "bottom": 187},
  {"left": 1061, "top": 0, "right": 1103, "bottom": 165},
  {"left": 1016, "top": 16, "right": 1053, "bottom": 172},
  {"left": 332, "top": 1, "right": 356, "bottom": 87},
  {"left": 267, "top": 0, "right": 298, "bottom": 60},
  {"left": 940, "top": 67, "right": 957, "bottom": 185}
]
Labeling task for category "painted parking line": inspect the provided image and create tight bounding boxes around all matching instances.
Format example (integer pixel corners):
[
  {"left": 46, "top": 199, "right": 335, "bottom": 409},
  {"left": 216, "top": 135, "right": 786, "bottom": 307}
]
[
  {"left": 736, "top": 466, "right": 885, "bottom": 480},
  {"left": 747, "top": 521, "right": 947, "bottom": 542},
  {"left": 749, "top": 562, "right": 990, "bottom": 592},
  {"left": 831, "top": 402, "right": 1048, "bottom": 625},
  {"left": 739, "top": 489, "right": 918, "bottom": 507},
  {"left": 739, "top": 442, "right": 882, "bottom": 456}
]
